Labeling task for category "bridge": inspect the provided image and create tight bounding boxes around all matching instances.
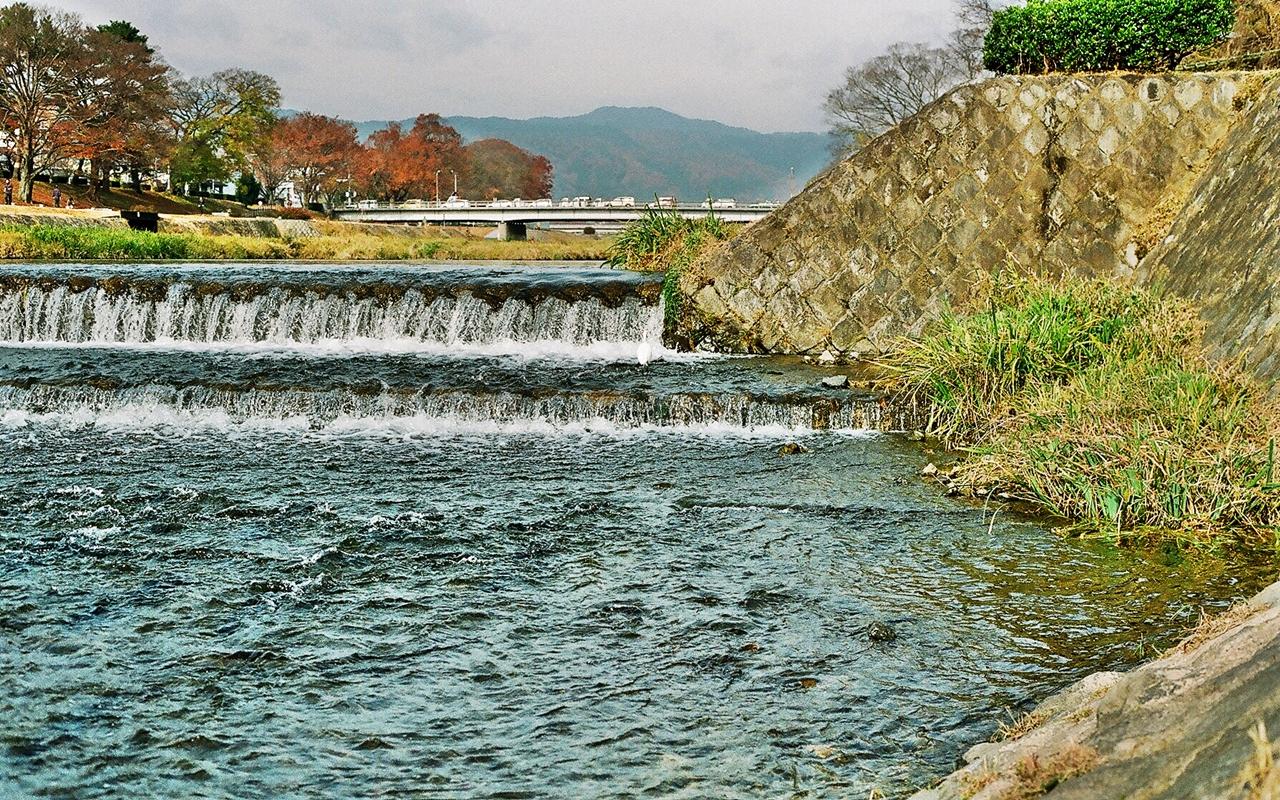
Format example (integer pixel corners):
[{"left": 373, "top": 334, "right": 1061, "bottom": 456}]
[{"left": 331, "top": 200, "right": 780, "bottom": 239}]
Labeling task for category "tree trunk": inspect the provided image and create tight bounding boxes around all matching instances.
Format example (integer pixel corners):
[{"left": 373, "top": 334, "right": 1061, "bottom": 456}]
[
  {"left": 19, "top": 148, "right": 34, "bottom": 204},
  {"left": 87, "top": 159, "right": 101, "bottom": 201}
]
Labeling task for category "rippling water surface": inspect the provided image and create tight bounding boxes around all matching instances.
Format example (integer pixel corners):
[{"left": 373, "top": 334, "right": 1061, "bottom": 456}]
[{"left": 0, "top": 262, "right": 1270, "bottom": 798}]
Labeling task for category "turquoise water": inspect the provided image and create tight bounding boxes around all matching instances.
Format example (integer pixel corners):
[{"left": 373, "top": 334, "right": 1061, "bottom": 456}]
[{"left": 0, "top": 263, "right": 1269, "bottom": 798}]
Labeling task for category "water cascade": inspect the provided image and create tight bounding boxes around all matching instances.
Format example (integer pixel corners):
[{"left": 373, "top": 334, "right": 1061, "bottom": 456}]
[{"left": 0, "top": 266, "right": 663, "bottom": 354}]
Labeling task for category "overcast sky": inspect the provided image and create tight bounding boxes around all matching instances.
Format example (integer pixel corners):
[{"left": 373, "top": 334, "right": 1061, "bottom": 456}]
[{"left": 55, "top": 0, "right": 956, "bottom": 132}]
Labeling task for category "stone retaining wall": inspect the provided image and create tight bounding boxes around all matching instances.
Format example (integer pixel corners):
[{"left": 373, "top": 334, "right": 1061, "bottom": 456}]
[
  {"left": 1140, "top": 78, "right": 1280, "bottom": 381},
  {"left": 684, "top": 72, "right": 1274, "bottom": 356}
]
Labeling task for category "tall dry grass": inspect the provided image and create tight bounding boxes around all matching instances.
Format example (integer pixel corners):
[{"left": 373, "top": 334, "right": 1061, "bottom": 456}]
[{"left": 883, "top": 277, "right": 1280, "bottom": 545}]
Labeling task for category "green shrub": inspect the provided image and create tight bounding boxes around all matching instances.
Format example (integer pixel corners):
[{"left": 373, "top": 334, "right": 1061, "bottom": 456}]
[
  {"left": 883, "top": 278, "right": 1280, "bottom": 544},
  {"left": 983, "top": 0, "right": 1236, "bottom": 74}
]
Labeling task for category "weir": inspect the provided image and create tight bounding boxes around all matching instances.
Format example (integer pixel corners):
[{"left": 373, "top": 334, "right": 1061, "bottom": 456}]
[
  {"left": 0, "top": 265, "right": 664, "bottom": 353},
  {"left": 0, "top": 263, "right": 913, "bottom": 434}
]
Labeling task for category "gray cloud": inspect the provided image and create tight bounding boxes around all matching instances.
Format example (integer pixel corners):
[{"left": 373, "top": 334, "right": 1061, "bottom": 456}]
[{"left": 54, "top": 0, "right": 956, "bottom": 132}]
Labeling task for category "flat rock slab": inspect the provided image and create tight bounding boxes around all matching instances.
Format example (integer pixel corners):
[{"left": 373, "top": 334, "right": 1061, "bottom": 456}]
[{"left": 913, "top": 581, "right": 1280, "bottom": 800}]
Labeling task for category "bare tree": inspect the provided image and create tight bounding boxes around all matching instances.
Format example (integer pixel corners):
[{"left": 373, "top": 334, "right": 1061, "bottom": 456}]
[
  {"left": 824, "top": 42, "right": 966, "bottom": 152},
  {"left": 949, "top": 0, "right": 996, "bottom": 78}
]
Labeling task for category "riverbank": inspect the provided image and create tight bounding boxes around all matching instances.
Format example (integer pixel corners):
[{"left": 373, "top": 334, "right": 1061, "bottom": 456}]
[
  {"left": 876, "top": 277, "right": 1280, "bottom": 550},
  {"left": 912, "top": 578, "right": 1280, "bottom": 800},
  {"left": 0, "top": 208, "right": 611, "bottom": 261}
]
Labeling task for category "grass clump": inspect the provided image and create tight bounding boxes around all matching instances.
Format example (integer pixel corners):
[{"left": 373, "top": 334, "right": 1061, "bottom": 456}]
[
  {"left": 1002, "top": 745, "right": 1100, "bottom": 799},
  {"left": 1244, "top": 720, "right": 1280, "bottom": 800},
  {"left": 883, "top": 277, "right": 1280, "bottom": 545},
  {"left": 606, "top": 206, "right": 733, "bottom": 329},
  {"left": 997, "top": 709, "right": 1052, "bottom": 742}
]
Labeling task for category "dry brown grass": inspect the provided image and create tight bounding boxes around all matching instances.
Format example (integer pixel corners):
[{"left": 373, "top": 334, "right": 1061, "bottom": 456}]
[
  {"left": 997, "top": 709, "right": 1052, "bottom": 742},
  {"left": 959, "top": 766, "right": 1000, "bottom": 798},
  {"left": 1244, "top": 720, "right": 1280, "bottom": 800},
  {"left": 998, "top": 745, "right": 1100, "bottom": 800},
  {"left": 1165, "top": 602, "right": 1262, "bottom": 656},
  {"left": 0, "top": 222, "right": 612, "bottom": 262}
]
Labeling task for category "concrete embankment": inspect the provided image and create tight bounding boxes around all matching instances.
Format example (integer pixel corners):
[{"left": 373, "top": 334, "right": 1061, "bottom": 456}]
[
  {"left": 682, "top": 71, "right": 1280, "bottom": 387},
  {"left": 913, "top": 580, "right": 1280, "bottom": 799}
]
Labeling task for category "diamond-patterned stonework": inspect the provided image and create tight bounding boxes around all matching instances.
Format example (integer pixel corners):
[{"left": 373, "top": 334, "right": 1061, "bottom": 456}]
[
  {"left": 1140, "top": 75, "right": 1280, "bottom": 383},
  {"left": 685, "top": 73, "right": 1268, "bottom": 355}
]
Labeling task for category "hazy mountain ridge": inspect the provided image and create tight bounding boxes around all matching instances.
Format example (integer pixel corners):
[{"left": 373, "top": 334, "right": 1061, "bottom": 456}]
[{"left": 350, "top": 106, "right": 832, "bottom": 201}]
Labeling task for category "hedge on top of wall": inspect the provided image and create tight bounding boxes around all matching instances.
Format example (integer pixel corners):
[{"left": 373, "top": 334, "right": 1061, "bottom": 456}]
[{"left": 983, "top": 0, "right": 1236, "bottom": 74}]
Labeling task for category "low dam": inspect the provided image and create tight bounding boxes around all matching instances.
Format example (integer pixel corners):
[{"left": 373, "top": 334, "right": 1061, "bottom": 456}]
[{"left": 2, "top": 261, "right": 1271, "bottom": 797}]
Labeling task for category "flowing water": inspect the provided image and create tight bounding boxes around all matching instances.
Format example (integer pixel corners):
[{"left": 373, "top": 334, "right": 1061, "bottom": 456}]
[{"left": 0, "top": 262, "right": 1271, "bottom": 799}]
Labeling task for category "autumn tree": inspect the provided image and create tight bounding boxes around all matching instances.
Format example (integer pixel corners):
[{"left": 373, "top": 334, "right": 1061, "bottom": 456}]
[
  {"left": 274, "top": 113, "right": 360, "bottom": 207},
  {"left": 0, "top": 3, "right": 85, "bottom": 201},
  {"left": 246, "top": 125, "right": 290, "bottom": 205},
  {"left": 462, "top": 138, "right": 553, "bottom": 199},
  {"left": 169, "top": 67, "right": 279, "bottom": 193},
  {"left": 357, "top": 114, "right": 466, "bottom": 201},
  {"left": 70, "top": 20, "right": 171, "bottom": 196}
]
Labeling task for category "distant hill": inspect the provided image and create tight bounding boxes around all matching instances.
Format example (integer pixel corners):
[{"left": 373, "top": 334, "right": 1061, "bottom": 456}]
[{"left": 351, "top": 107, "right": 833, "bottom": 202}]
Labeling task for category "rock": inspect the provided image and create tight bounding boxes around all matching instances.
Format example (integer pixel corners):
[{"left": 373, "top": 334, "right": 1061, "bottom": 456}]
[
  {"left": 820, "top": 374, "right": 849, "bottom": 389},
  {"left": 910, "top": 580, "right": 1280, "bottom": 800},
  {"left": 908, "top": 430, "right": 926, "bottom": 441},
  {"left": 778, "top": 442, "right": 809, "bottom": 456},
  {"left": 817, "top": 350, "right": 837, "bottom": 365},
  {"left": 867, "top": 621, "right": 897, "bottom": 642},
  {"left": 804, "top": 744, "right": 839, "bottom": 759},
  {"left": 921, "top": 463, "right": 939, "bottom": 477}
]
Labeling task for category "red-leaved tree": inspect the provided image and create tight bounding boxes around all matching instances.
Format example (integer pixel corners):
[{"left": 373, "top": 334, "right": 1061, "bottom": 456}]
[
  {"left": 461, "top": 138, "right": 554, "bottom": 200},
  {"left": 270, "top": 113, "right": 360, "bottom": 207}
]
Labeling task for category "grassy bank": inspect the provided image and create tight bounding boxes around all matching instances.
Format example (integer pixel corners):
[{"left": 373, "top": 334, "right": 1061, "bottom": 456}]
[
  {"left": 882, "top": 278, "right": 1280, "bottom": 547},
  {"left": 604, "top": 207, "right": 735, "bottom": 329},
  {"left": 0, "top": 224, "right": 611, "bottom": 262}
]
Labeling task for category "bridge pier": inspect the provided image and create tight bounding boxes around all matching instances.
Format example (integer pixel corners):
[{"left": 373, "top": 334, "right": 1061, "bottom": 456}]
[{"left": 496, "top": 221, "right": 527, "bottom": 241}]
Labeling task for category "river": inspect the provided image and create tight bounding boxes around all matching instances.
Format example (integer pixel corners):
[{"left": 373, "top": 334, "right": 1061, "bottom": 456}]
[{"left": 0, "top": 261, "right": 1269, "bottom": 798}]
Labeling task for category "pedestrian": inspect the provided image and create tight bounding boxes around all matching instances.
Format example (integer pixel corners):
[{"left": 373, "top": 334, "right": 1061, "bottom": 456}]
[
  {"left": 52, "top": 186, "right": 61, "bottom": 208},
  {"left": 4, "top": 178, "right": 11, "bottom": 205}
]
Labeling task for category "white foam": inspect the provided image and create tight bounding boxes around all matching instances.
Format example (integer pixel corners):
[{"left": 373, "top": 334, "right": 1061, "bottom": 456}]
[
  {"left": 0, "top": 282, "right": 667, "bottom": 361},
  {"left": 0, "top": 403, "right": 881, "bottom": 440}
]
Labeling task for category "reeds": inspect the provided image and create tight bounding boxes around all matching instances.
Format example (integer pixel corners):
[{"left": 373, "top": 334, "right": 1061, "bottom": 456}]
[
  {"left": 883, "top": 277, "right": 1280, "bottom": 545},
  {"left": 605, "top": 206, "right": 732, "bottom": 329}
]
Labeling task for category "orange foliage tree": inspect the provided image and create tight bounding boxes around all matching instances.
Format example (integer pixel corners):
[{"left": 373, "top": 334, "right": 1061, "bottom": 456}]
[
  {"left": 70, "top": 21, "right": 171, "bottom": 195},
  {"left": 462, "top": 138, "right": 554, "bottom": 200},
  {"left": 271, "top": 113, "right": 360, "bottom": 207},
  {"left": 357, "top": 113, "right": 467, "bottom": 201}
]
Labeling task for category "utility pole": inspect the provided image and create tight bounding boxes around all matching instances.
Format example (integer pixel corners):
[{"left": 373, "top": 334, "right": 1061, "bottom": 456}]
[
  {"left": 451, "top": 169, "right": 458, "bottom": 197},
  {"left": 435, "top": 169, "right": 441, "bottom": 203}
]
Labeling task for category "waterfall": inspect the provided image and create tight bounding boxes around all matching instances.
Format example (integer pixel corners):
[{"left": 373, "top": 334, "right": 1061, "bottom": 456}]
[
  {"left": 0, "top": 383, "right": 909, "bottom": 434},
  {"left": 0, "top": 274, "right": 664, "bottom": 355}
]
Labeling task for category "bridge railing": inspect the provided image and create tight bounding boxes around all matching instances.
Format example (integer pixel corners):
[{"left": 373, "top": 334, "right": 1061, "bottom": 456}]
[{"left": 333, "top": 199, "right": 782, "bottom": 212}]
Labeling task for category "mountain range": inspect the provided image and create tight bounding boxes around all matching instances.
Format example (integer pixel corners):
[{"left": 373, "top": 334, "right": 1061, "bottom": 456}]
[{"left": 350, "top": 106, "right": 833, "bottom": 202}]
